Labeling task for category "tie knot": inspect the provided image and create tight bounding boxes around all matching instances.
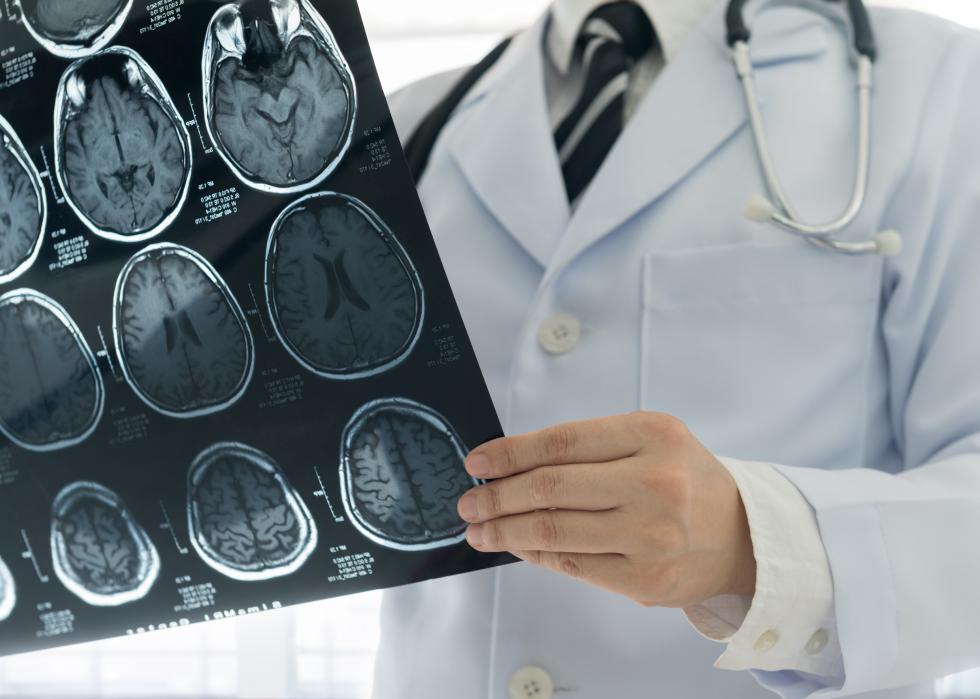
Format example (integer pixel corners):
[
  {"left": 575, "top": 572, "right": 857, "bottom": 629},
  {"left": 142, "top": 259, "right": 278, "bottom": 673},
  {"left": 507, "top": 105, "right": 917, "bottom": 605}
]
[{"left": 581, "top": 2, "right": 657, "bottom": 60}]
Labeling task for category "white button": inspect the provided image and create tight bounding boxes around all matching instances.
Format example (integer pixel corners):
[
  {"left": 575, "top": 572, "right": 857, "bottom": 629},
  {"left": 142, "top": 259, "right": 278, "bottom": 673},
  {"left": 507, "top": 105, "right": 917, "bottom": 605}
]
[
  {"left": 509, "top": 665, "right": 554, "bottom": 699},
  {"left": 754, "top": 629, "right": 780, "bottom": 653},
  {"left": 805, "top": 628, "right": 830, "bottom": 655},
  {"left": 537, "top": 314, "right": 582, "bottom": 354}
]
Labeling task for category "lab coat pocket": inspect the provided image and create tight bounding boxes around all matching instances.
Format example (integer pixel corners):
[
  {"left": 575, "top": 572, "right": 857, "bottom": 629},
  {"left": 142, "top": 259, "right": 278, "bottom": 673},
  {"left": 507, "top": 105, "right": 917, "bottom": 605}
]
[{"left": 640, "top": 241, "right": 882, "bottom": 465}]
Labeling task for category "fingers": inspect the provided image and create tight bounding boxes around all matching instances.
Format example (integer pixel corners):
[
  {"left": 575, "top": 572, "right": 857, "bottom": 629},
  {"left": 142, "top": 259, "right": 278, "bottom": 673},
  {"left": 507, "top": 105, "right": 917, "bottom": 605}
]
[
  {"left": 465, "top": 413, "right": 657, "bottom": 479},
  {"left": 458, "top": 460, "right": 635, "bottom": 523},
  {"left": 512, "top": 550, "right": 635, "bottom": 595},
  {"left": 466, "top": 510, "right": 627, "bottom": 554}
]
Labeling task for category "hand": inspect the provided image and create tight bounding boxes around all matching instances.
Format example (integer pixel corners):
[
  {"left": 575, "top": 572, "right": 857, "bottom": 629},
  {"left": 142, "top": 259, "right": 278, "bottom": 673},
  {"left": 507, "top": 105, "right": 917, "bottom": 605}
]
[{"left": 457, "top": 412, "right": 756, "bottom": 609}]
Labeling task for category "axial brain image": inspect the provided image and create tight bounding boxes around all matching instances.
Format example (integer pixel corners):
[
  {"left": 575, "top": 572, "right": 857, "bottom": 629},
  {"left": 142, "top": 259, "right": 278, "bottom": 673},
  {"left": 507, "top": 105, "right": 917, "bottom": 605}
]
[
  {"left": 51, "top": 482, "right": 160, "bottom": 606},
  {"left": 0, "top": 118, "right": 45, "bottom": 282},
  {"left": 188, "top": 442, "right": 317, "bottom": 580},
  {"left": 204, "top": 0, "right": 356, "bottom": 191},
  {"left": 341, "top": 399, "right": 475, "bottom": 550},
  {"left": 19, "top": 0, "right": 131, "bottom": 57},
  {"left": 0, "top": 555, "right": 14, "bottom": 622},
  {"left": 115, "top": 244, "right": 254, "bottom": 417},
  {"left": 267, "top": 194, "right": 423, "bottom": 379},
  {"left": 56, "top": 48, "right": 192, "bottom": 241},
  {"left": 0, "top": 291, "right": 103, "bottom": 452}
]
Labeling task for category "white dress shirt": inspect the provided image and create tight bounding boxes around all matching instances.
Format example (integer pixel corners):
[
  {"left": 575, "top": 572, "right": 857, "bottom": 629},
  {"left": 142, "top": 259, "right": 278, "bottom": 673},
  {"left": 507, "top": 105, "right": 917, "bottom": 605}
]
[{"left": 544, "top": 0, "right": 842, "bottom": 675}]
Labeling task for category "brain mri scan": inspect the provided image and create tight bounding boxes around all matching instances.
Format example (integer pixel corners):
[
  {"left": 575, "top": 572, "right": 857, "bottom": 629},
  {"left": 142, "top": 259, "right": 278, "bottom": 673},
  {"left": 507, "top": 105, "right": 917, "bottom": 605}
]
[
  {"left": 15, "top": 0, "right": 133, "bottom": 58},
  {"left": 54, "top": 47, "right": 193, "bottom": 243},
  {"left": 0, "top": 115, "right": 46, "bottom": 285},
  {"left": 114, "top": 243, "right": 255, "bottom": 418},
  {"left": 266, "top": 193, "right": 424, "bottom": 380},
  {"left": 51, "top": 482, "right": 160, "bottom": 606},
  {"left": 0, "top": 555, "right": 14, "bottom": 622},
  {"left": 0, "top": 290, "right": 104, "bottom": 452},
  {"left": 203, "top": 0, "right": 357, "bottom": 193},
  {"left": 340, "top": 398, "right": 476, "bottom": 551},
  {"left": 188, "top": 442, "right": 318, "bottom": 581}
]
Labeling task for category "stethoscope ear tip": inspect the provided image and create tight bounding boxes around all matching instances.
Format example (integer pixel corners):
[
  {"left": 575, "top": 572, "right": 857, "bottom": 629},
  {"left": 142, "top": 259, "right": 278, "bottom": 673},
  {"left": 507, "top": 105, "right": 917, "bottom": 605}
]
[
  {"left": 874, "top": 230, "right": 903, "bottom": 257},
  {"left": 744, "top": 195, "right": 776, "bottom": 223}
]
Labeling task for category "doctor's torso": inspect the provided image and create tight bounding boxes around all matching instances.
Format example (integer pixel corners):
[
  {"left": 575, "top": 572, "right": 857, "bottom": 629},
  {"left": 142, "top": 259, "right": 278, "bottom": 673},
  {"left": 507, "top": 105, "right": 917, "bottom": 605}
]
[{"left": 374, "top": 3, "right": 973, "bottom": 698}]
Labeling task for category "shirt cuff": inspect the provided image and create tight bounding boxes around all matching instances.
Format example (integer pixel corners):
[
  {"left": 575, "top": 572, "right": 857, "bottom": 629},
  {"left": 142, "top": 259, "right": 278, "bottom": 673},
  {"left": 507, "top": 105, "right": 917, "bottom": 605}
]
[{"left": 683, "top": 457, "right": 843, "bottom": 678}]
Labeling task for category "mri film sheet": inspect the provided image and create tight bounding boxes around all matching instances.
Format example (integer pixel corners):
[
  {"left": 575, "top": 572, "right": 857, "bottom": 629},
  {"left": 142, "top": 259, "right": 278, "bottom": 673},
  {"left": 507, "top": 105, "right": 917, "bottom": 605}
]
[{"left": 0, "top": 0, "right": 505, "bottom": 656}]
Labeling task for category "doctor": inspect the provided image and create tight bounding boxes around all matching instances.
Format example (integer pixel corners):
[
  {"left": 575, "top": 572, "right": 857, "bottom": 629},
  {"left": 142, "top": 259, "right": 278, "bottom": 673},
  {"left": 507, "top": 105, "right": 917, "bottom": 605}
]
[{"left": 375, "top": 0, "right": 980, "bottom": 697}]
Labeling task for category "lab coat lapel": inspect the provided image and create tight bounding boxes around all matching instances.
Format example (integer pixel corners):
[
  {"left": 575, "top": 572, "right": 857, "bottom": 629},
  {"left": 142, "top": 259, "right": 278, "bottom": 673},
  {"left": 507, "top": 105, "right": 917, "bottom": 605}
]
[
  {"left": 448, "top": 17, "right": 570, "bottom": 268},
  {"left": 543, "top": 2, "right": 831, "bottom": 283}
]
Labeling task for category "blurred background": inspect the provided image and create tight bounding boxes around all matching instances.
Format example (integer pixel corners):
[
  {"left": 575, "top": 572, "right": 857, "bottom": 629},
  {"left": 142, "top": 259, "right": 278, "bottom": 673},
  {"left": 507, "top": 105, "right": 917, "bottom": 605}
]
[{"left": 1, "top": 1, "right": 979, "bottom": 697}]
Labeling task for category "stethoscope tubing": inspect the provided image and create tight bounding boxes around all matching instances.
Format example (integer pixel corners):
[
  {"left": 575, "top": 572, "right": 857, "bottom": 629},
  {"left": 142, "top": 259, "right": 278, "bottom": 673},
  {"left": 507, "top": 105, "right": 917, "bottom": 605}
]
[
  {"left": 727, "top": 0, "right": 901, "bottom": 256},
  {"left": 727, "top": 0, "right": 876, "bottom": 59},
  {"left": 736, "top": 44, "right": 873, "bottom": 240}
]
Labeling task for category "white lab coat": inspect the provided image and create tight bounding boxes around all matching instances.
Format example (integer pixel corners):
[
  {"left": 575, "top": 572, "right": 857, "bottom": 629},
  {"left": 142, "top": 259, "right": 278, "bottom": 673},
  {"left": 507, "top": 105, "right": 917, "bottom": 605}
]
[{"left": 374, "top": 2, "right": 980, "bottom": 697}]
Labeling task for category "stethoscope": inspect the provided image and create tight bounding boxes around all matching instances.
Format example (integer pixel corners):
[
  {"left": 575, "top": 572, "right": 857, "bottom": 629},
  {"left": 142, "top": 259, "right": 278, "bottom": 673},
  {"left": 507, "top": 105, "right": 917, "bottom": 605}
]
[{"left": 726, "top": 0, "right": 904, "bottom": 256}]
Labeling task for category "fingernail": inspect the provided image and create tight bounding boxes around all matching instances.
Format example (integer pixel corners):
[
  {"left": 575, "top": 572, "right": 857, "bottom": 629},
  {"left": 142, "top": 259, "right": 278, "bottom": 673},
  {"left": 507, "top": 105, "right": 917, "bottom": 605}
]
[
  {"left": 466, "top": 453, "right": 490, "bottom": 477},
  {"left": 458, "top": 493, "right": 478, "bottom": 521},
  {"left": 467, "top": 524, "right": 484, "bottom": 548}
]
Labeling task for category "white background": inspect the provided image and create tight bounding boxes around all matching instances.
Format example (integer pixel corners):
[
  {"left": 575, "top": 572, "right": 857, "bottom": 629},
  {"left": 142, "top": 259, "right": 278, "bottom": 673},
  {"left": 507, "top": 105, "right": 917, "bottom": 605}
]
[{"left": 1, "top": 1, "right": 979, "bottom": 698}]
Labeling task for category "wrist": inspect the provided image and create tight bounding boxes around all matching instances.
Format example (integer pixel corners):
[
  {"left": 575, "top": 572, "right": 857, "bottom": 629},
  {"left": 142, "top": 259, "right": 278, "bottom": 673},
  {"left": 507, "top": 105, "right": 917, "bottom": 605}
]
[{"left": 724, "top": 483, "right": 757, "bottom": 597}]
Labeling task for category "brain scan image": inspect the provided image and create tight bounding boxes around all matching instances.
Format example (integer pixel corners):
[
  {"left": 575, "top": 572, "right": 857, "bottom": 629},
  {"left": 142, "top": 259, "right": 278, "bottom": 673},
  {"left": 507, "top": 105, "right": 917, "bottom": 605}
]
[
  {"left": 0, "top": 115, "right": 46, "bottom": 285},
  {"left": 340, "top": 398, "right": 477, "bottom": 551},
  {"left": 188, "top": 442, "right": 318, "bottom": 581},
  {"left": 54, "top": 47, "right": 193, "bottom": 243},
  {"left": 0, "top": 555, "right": 14, "bottom": 622},
  {"left": 15, "top": 0, "right": 133, "bottom": 58},
  {"left": 51, "top": 482, "right": 160, "bottom": 606},
  {"left": 0, "top": 290, "right": 104, "bottom": 452},
  {"left": 113, "top": 243, "right": 255, "bottom": 419},
  {"left": 265, "top": 193, "right": 424, "bottom": 380},
  {"left": 202, "top": 0, "right": 357, "bottom": 193}
]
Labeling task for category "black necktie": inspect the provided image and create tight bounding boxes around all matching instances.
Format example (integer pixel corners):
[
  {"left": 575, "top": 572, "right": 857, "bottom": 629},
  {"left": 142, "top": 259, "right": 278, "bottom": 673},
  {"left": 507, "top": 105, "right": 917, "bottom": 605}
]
[{"left": 554, "top": 2, "right": 657, "bottom": 202}]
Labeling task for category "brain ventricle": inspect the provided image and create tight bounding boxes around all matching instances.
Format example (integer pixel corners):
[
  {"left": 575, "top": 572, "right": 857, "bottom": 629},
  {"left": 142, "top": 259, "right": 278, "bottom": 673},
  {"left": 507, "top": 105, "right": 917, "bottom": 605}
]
[
  {"left": 188, "top": 442, "right": 318, "bottom": 580},
  {"left": 266, "top": 194, "right": 423, "bottom": 379},
  {"left": 204, "top": 0, "right": 356, "bottom": 191},
  {"left": 51, "top": 482, "right": 159, "bottom": 606},
  {"left": 341, "top": 399, "right": 475, "bottom": 550},
  {"left": 0, "top": 119, "right": 44, "bottom": 281},
  {"left": 0, "top": 291, "right": 103, "bottom": 451},
  {"left": 115, "top": 244, "right": 254, "bottom": 417},
  {"left": 56, "top": 48, "right": 191, "bottom": 240}
]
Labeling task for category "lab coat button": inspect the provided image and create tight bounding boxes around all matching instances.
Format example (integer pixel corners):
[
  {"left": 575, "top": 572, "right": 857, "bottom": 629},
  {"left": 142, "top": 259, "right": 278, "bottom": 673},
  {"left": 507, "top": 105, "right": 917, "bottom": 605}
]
[
  {"left": 538, "top": 314, "right": 582, "bottom": 354},
  {"left": 508, "top": 665, "right": 554, "bottom": 699},
  {"left": 754, "top": 629, "right": 780, "bottom": 653},
  {"left": 806, "top": 628, "right": 830, "bottom": 654}
]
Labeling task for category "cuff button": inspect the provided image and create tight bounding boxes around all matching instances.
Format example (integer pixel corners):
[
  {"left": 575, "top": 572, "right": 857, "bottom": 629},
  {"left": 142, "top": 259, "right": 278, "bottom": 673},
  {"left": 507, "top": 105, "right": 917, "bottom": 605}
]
[
  {"left": 805, "top": 628, "right": 830, "bottom": 655},
  {"left": 753, "top": 629, "right": 780, "bottom": 653}
]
